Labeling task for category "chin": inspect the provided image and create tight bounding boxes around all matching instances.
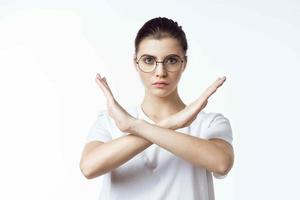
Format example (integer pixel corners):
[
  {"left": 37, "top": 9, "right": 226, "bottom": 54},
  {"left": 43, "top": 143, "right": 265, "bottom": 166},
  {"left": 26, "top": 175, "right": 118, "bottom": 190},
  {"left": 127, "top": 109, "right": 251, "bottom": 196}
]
[{"left": 150, "top": 88, "right": 174, "bottom": 98}]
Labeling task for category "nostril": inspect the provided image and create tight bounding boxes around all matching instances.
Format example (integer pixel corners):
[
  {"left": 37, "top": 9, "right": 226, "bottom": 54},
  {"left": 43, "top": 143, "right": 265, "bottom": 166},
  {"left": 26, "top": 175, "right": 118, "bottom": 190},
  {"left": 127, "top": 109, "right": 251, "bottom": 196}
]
[{"left": 156, "top": 73, "right": 167, "bottom": 78}]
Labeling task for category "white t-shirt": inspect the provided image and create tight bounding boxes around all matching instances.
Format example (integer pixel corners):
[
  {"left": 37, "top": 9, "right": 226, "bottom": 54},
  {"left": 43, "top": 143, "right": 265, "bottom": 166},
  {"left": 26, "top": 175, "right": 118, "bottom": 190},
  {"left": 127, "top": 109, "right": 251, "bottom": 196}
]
[{"left": 86, "top": 104, "right": 233, "bottom": 200}]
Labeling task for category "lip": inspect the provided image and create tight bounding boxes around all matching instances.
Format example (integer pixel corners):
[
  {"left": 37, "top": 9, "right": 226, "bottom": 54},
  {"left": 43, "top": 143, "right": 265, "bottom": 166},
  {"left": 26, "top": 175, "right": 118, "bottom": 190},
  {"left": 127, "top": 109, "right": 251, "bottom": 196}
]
[
  {"left": 153, "top": 83, "right": 168, "bottom": 88},
  {"left": 152, "top": 81, "right": 169, "bottom": 85},
  {"left": 152, "top": 81, "right": 169, "bottom": 88}
]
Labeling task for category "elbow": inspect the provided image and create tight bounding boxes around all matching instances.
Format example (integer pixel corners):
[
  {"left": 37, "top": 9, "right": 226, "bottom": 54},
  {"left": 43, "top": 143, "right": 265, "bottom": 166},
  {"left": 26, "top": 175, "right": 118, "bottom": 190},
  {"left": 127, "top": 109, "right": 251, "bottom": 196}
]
[
  {"left": 79, "top": 159, "right": 107, "bottom": 179},
  {"left": 214, "top": 156, "right": 234, "bottom": 176},
  {"left": 80, "top": 160, "right": 94, "bottom": 179},
  {"left": 215, "top": 163, "right": 230, "bottom": 176}
]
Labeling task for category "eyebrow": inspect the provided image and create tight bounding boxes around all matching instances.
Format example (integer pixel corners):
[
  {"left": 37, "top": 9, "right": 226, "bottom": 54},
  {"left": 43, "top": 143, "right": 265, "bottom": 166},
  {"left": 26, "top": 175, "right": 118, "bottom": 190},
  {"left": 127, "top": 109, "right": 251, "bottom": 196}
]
[{"left": 140, "top": 53, "right": 180, "bottom": 58}]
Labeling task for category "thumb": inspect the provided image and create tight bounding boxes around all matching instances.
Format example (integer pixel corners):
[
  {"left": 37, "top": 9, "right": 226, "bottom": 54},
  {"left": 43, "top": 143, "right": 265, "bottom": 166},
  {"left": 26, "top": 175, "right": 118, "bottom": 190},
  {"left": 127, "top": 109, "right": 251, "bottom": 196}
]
[{"left": 200, "top": 100, "right": 208, "bottom": 110}]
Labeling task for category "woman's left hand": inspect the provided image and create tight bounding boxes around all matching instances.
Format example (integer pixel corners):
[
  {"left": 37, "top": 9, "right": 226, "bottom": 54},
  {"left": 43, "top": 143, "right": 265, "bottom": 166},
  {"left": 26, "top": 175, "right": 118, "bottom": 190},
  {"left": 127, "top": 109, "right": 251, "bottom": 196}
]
[
  {"left": 95, "top": 73, "right": 136, "bottom": 132},
  {"left": 158, "top": 76, "right": 226, "bottom": 130}
]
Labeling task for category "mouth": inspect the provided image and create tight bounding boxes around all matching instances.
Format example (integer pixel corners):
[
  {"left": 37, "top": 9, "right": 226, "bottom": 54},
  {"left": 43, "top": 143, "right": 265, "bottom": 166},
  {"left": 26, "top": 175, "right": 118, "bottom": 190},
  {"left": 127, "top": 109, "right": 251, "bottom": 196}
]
[{"left": 152, "top": 83, "right": 169, "bottom": 88}]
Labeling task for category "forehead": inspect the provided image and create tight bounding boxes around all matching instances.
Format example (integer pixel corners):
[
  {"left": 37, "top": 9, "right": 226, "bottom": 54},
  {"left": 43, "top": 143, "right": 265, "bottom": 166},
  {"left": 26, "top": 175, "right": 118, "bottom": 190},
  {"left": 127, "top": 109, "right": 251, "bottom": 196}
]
[{"left": 137, "top": 37, "right": 183, "bottom": 58}]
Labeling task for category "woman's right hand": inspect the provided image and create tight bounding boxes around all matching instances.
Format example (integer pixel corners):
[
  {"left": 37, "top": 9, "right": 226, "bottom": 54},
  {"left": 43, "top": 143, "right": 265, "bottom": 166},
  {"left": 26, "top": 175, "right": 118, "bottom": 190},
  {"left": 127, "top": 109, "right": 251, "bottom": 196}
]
[
  {"left": 158, "top": 76, "right": 226, "bottom": 130},
  {"left": 95, "top": 73, "right": 136, "bottom": 132}
]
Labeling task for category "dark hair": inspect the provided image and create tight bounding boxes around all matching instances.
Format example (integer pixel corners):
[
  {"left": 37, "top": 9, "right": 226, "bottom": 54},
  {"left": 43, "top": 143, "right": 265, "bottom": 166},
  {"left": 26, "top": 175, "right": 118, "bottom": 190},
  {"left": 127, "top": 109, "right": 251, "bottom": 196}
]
[{"left": 134, "top": 17, "right": 188, "bottom": 57}]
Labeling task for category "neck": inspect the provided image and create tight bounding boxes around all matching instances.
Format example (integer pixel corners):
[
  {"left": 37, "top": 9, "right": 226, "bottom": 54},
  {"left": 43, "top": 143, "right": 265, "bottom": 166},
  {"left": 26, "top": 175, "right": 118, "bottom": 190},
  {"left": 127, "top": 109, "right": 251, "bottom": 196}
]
[{"left": 141, "top": 88, "right": 186, "bottom": 123}]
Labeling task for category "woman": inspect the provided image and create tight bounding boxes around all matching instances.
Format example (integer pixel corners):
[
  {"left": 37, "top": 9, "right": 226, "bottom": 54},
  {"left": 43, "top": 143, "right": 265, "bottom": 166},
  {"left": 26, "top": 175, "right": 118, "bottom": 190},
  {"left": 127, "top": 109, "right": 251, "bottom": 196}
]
[{"left": 80, "top": 17, "right": 234, "bottom": 200}]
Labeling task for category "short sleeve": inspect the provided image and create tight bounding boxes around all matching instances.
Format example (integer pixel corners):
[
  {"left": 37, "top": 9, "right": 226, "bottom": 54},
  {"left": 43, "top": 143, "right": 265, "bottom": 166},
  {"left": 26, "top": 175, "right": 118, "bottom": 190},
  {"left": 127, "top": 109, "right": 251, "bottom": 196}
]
[
  {"left": 201, "top": 113, "right": 233, "bottom": 179},
  {"left": 202, "top": 113, "right": 233, "bottom": 145},
  {"left": 85, "top": 110, "right": 112, "bottom": 143}
]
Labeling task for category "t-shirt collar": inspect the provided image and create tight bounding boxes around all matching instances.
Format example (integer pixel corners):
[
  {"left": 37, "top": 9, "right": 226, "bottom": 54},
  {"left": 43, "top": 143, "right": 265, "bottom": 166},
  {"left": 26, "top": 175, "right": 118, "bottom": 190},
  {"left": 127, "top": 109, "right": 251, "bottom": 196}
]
[{"left": 138, "top": 104, "right": 156, "bottom": 124}]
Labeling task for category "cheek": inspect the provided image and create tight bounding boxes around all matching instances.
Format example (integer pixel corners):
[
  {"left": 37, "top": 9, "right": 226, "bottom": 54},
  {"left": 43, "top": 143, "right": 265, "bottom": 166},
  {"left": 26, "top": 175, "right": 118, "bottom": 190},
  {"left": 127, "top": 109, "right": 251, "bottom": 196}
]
[{"left": 169, "top": 72, "right": 182, "bottom": 85}]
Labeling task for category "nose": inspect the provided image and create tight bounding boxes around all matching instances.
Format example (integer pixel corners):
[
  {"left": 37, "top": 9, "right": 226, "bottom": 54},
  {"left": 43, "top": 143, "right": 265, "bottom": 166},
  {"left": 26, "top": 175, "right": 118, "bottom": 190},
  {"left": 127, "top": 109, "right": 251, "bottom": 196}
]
[{"left": 155, "top": 62, "right": 167, "bottom": 78}]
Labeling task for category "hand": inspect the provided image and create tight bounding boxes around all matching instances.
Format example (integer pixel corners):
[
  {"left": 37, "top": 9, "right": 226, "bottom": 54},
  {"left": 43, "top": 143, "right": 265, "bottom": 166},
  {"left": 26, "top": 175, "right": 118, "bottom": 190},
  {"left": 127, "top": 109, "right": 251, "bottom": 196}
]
[
  {"left": 95, "top": 73, "right": 136, "bottom": 132},
  {"left": 158, "top": 76, "right": 226, "bottom": 130}
]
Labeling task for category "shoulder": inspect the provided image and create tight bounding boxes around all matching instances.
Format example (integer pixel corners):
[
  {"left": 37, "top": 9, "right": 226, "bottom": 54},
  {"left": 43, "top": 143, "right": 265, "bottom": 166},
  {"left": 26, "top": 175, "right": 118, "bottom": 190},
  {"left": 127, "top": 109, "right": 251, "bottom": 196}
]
[
  {"left": 193, "top": 111, "right": 233, "bottom": 144},
  {"left": 201, "top": 112, "right": 230, "bottom": 127},
  {"left": 193, "top": 111, "right": 230, "bottom": 128},
  {"left": 95, "top": 109, "right": 109, "bottom": 121},
  {"left": 96, "top": 104, "right": 137, "bottom": 117}
]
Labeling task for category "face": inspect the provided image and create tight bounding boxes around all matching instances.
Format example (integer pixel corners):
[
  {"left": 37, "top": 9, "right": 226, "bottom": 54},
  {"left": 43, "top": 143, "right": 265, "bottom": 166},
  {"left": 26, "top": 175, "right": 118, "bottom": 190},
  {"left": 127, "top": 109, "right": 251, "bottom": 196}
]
[{"left": 134, "top": 37, "right": 187, "bottom": 98}]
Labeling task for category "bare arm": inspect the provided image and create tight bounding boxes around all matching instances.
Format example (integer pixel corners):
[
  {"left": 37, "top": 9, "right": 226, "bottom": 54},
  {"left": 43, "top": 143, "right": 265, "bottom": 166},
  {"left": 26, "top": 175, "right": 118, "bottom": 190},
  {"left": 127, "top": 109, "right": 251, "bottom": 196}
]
[
  {"left": 79, "top": 116, "right": 180, "bottom": 179},
  {"left": 129, "top": 119, "right": 234, "bottom": 176},
  {"left": 80, "top": 73, "right": 233, "bottom": 179},
  {"left": 80, "top": 118, "right": 234, "bottom": 179},
  {"left": 80, "top": 133, "right": 152, "bottom": 179}
]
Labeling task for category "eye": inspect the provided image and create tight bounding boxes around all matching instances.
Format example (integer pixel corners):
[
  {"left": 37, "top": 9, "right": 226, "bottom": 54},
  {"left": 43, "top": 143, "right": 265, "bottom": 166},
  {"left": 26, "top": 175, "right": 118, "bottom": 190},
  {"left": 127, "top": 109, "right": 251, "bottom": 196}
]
[
  {"left": 143, "top": 56, "right": 155, "bottom": 64},
  {"left": 166, "top": 57, "right": 179, "bottom": 64}
]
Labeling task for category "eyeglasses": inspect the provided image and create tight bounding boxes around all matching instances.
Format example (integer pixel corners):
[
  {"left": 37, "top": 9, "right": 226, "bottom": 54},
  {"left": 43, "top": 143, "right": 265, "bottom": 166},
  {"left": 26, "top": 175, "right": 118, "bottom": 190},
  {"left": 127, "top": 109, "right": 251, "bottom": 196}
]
[{"left": 135, "top": 54, "right": 185, "bottom": 73}]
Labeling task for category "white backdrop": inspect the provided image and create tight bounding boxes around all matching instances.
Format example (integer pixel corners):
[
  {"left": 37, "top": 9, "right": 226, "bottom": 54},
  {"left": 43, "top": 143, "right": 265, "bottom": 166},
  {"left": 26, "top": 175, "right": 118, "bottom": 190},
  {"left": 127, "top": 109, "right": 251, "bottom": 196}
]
[{"left": 0, "top": 0, "right": 299, "bottom": 199}]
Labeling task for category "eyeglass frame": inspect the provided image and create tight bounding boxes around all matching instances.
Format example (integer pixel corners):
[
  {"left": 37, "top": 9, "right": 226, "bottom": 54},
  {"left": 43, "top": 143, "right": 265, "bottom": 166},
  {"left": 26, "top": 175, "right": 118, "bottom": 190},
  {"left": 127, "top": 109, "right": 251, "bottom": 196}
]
[{"left": 135, "top": 54, "right": 186, "bottom": 73}]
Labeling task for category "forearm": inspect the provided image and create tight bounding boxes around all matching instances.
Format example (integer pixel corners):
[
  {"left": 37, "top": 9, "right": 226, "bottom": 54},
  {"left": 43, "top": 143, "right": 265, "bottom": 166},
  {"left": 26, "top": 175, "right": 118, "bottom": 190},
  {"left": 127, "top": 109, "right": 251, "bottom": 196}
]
[
  {"left": 83, "top": 134, "right": 152, "bottom": 178},
  {"left": 83, "top": 118, "right": 178, "bottom": 179},
  {"left": 129, "top": 119, "right": 231, "bottom": 174}
]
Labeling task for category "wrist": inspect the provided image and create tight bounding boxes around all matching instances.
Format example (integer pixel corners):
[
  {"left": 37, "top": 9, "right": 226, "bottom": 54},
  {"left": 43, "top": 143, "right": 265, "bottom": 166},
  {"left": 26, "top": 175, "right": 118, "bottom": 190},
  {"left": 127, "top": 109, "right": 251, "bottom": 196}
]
[
  {"left": 127, "top": 118, "right": 144, "bottom": 135},
  {"left": 157, "top": 118, "right": 177, "bottom": 130},
  {"left": 157, "top": 119, "right": 170, "bottom": 129}
]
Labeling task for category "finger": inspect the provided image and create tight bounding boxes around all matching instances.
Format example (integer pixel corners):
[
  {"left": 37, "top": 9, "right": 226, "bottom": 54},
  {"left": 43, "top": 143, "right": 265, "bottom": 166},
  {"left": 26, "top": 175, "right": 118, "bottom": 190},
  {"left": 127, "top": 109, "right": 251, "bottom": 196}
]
[
  {"left": 213, "top": 76, "right": 226, "bottom": 89},
  {"left": 101, "top": 77, "right": 114, "bottom": 94},
  {"left": 95, "top": 73, "right": 106, "bottom": 88},
  {"left": 96, "top": 73, "right": 106, "bottom": 83},
  {"left": 95, "top": 74, "right": 113, "bottom": 97},
  {"left": 95, "top": 76, "right": 108, "bottom": 93},
  {"left": 215, "top": 76, "right": 226, "bottom": 88},
  {"left": 200, "top": 99, "right": 208, "bottom": 109},
  {"left": 95, "top": 74, "right": 116, "bottom": 102},
  {"left": 204, "top": 76, "right": 226, "bottom": 98},
  {"left": 96, "top": 74, "right": 110, "bottom": 90}
]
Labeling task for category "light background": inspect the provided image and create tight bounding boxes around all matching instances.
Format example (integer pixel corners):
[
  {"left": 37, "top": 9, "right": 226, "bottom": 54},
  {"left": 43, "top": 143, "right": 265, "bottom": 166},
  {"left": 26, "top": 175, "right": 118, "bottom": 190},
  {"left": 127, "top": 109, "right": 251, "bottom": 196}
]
[{"left": 0, "top": 0, "right": 299, "bottom": 199}]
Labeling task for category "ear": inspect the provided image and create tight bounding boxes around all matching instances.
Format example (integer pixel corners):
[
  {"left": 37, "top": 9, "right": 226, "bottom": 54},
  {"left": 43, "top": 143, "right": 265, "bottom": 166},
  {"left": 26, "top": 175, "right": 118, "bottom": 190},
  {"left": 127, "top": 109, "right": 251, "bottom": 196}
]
[{"left": 133, "top": 54, "right": 138, "bottom": 71}]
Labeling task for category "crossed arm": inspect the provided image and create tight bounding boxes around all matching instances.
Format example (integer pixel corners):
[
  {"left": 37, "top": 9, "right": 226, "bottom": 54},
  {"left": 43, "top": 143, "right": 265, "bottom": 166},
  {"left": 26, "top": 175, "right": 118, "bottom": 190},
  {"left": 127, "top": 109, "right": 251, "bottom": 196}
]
[
  {"left": 80, "top": 119, "right": 233, "bottom": 179},
  {"left": 79, "top": 74, "right": 234, "bottom": 179}
]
